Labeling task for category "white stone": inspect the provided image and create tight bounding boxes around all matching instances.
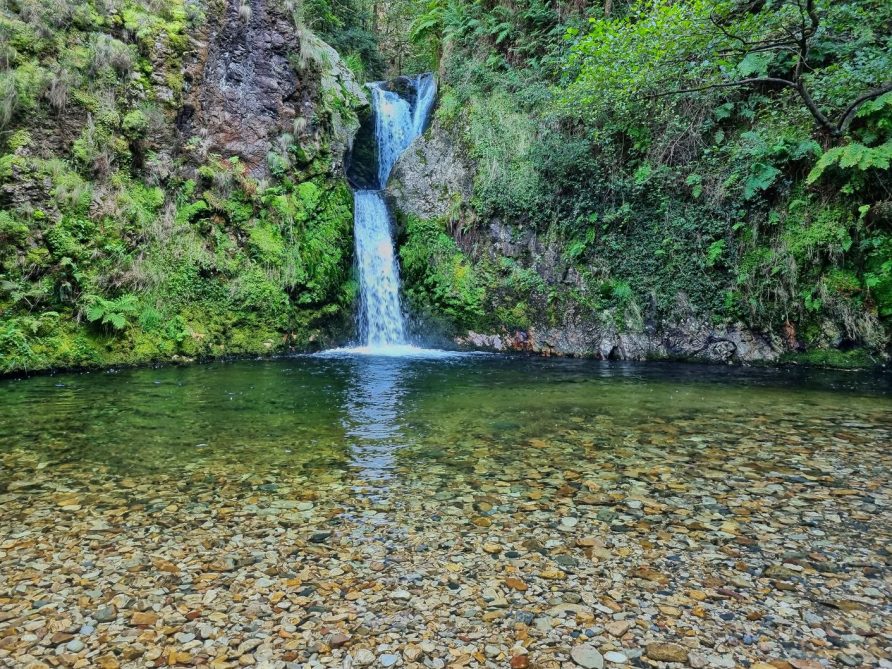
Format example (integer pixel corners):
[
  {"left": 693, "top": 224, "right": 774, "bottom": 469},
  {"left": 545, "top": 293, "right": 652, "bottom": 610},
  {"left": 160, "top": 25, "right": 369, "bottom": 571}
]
[{"left": 571, "top": 645, "right": 604, "bottom": 669}]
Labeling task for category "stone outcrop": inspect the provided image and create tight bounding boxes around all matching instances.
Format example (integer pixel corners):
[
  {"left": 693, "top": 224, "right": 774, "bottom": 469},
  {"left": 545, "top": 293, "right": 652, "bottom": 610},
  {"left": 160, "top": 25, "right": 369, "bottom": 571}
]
[
  {"left": 388, "top": 114, "right": 784, "bottom": 363},
  {"left": 456, "top": 320, "right": 780, "bottom": 363},
  {"left": 180, "top": 0, "right": 366, "bottom": 176},
  {"left": 387, "top": 120, "right": 473, "bottom": 220}
]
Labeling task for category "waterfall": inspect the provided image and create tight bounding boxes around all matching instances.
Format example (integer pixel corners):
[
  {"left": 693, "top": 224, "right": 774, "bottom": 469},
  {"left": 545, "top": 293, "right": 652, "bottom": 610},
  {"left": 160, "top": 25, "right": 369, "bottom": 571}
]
[
  {"left": 411, "top": 74, "right": 437, "bottom": 137},
  {"left": 355, "top": 190, "right": 407, "bottom": 346},
  {"left": 353, "top": 73, "right": 437, "bottom": 351},
  {"left": 371, "top": 87, "right": 412, "bottom": 191}
]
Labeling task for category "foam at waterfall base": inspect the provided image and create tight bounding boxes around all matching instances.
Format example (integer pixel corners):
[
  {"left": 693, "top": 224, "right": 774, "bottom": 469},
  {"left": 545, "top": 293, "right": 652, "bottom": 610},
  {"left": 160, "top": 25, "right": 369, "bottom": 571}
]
[{"left": 316, "top": 344, "right": 473, "bottom": 359}]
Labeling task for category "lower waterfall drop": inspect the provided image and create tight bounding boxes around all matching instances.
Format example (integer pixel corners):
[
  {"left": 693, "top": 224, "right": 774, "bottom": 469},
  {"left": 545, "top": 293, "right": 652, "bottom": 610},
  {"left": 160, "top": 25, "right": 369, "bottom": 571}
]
[{"left": 354, "top": 190, "right": 408, "bottom": 347}]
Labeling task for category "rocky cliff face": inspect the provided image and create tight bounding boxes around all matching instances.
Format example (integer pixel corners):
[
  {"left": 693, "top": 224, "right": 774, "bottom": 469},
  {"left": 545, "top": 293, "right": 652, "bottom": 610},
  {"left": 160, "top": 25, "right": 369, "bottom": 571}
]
[
  {"left": 387, "top": 115, "right": 785, "bottom": 363},
  {"left": 181, "top": 0, "right": 365, "bottom": 176},
  {"left": 387, "top": 120, "right": 473, "bottom": 220}
]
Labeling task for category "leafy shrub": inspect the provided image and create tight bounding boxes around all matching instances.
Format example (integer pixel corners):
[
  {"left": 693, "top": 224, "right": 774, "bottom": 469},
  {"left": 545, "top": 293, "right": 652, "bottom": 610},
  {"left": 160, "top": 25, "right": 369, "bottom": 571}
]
[
  {"left": 400, "top": 214, "right": 486, "bottom": 329},
  {"left": 89, "top": 34, "right": 134, "bottom": 77},
  {"left": 122, "top": 109, "right": 148, "bottom": 139}
]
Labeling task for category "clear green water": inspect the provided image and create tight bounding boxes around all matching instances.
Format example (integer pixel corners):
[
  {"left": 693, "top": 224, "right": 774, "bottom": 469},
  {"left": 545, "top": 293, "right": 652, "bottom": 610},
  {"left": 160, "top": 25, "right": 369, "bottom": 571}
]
[
  {"left": 1, "top": 355, "right": 889, "bottom": 486},
  {"left": 1, "top": 355, "right": 891, "bottom": 667}
]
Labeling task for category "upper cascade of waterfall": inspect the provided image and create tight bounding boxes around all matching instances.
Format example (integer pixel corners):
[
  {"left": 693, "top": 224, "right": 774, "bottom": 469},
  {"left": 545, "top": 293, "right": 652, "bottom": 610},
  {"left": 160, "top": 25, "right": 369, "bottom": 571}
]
[
  {"left": 346, "top": 73, "right": 437, "bottom": 191},
  {"left": 370, "top": 72, "right": 437, "bottom": 188}
]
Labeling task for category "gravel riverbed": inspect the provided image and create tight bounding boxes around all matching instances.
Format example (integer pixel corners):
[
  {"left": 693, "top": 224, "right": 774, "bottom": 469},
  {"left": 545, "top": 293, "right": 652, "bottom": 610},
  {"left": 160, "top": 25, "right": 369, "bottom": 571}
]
[{"left": 1, "top": 371, "right": 890, "bottom": 669}]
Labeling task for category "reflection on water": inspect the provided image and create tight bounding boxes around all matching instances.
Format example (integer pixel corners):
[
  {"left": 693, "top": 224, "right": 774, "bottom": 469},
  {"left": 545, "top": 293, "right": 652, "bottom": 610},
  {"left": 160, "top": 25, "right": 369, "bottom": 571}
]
[
  {"left": 342, "top": 356, "right": 409, "bottom": 486},
  {"left": 0, "top": 356, "right": 889, "bottom": 492}
]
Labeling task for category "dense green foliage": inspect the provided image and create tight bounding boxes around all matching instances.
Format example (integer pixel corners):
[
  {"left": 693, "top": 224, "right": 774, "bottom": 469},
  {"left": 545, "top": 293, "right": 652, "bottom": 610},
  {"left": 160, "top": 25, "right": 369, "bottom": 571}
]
[
  {"left": 399, "top": 213, "right": 486, "bottom": 329},
  {"left": 394, "top": 0, "right": 891, "bottom": 358},
  {"left": 1, "top": 0, "right": 889, "bottom": 371}
]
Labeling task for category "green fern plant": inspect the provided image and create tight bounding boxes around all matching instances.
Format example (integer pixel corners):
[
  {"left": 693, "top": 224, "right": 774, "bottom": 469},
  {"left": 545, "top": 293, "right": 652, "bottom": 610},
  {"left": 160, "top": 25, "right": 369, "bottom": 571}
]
[
  {"left": 83, "top": 293, "right": 139, "bottom": 331},
  {"left": 409, "top": 1, "right": 444, "bottom": 43},
  {"left": 705, "top": 239, "right": 726, "bottom": 268},
  {"left": 807, "top": 141, "right": 892, "bottom": 185}
]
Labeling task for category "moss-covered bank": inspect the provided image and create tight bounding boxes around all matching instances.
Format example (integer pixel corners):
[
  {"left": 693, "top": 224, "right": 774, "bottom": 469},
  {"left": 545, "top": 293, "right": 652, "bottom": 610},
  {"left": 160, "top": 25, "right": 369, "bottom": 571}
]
[{"left": 0, "top": 0, "right": 367, "bottom": 373}]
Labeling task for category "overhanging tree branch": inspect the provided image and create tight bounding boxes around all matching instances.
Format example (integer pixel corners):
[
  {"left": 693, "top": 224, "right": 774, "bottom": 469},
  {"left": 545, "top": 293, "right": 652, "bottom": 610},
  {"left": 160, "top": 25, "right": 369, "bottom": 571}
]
[
  {"left": 837, "top": 82, "right": 892, "bottom": 132},
  {"left": 794, "top": 81, "right": 836, "bottom": 135},
  {"left": 645, "top": 76, "right": 888, "bottom": 139},
  {"left": 648, "top": 0, "right": 886, "bottom": 140},
  {"left": 646, "top": 77, "right": 798, "bottom": 98}
]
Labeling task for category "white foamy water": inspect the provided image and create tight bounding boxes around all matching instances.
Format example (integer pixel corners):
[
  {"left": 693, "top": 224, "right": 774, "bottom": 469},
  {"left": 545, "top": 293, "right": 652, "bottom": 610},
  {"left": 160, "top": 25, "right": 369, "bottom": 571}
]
[
  {"left": 315, "top": 344, "right": 468, "bottom": 359},
  {"left": 354, "top": 190, "right": 408, "bottom": 347}
]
